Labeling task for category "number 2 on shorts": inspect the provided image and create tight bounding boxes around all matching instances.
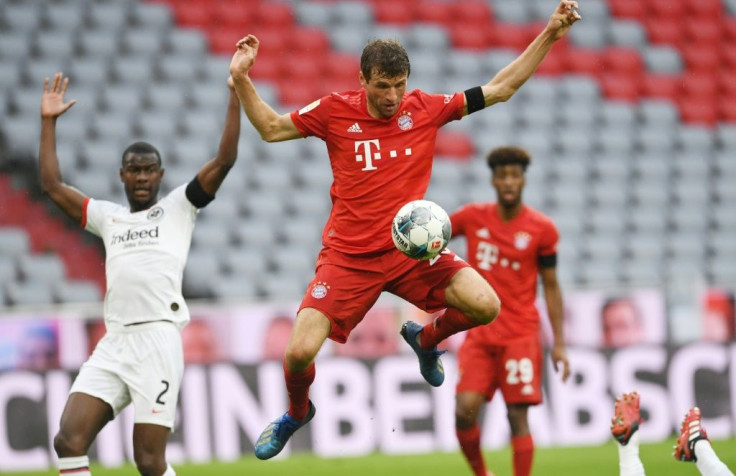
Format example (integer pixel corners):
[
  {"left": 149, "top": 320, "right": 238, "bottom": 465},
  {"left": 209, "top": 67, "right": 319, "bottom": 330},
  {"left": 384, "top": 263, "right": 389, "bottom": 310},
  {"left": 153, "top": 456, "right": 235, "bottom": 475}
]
[{"left": 156, "top": 380, "right": 170, "bottom": 405}]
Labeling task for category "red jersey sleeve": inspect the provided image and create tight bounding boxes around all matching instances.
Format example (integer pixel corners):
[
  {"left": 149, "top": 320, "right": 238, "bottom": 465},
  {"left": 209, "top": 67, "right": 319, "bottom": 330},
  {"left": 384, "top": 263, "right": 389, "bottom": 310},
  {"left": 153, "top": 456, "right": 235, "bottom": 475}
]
[
  {"left": 450, "top": 204, "right": 471, "bottom": 238},
  {"left": 418, "top": 90, "right": 465, "bottom": 127},
  {"left": 290, "top": 95, "right": 333, "bottom": 139},
  {"left": 539, "top": 217, "right": 559, "bottom": 257}
]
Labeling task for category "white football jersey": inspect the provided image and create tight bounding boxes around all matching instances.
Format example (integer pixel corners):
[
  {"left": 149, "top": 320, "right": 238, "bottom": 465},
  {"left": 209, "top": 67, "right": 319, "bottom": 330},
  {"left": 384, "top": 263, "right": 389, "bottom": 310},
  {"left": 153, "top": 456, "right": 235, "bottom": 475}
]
[{"left": 84, "top": 184, "right": 198, "bottom": 329}]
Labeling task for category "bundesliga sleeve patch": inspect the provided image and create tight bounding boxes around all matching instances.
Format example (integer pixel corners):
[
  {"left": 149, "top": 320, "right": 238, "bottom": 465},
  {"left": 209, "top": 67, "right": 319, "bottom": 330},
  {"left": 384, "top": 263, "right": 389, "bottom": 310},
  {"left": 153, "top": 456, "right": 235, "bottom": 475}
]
[{"left": 298, "top": 99, "right": 321, "bottom": 115}]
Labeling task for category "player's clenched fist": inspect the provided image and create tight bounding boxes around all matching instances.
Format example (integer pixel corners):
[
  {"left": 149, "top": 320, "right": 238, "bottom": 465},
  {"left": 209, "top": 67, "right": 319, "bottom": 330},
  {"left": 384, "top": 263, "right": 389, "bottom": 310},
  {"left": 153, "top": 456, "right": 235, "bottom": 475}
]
[{"left": 546, "top": 0, "right": 581, "bottom": 40}]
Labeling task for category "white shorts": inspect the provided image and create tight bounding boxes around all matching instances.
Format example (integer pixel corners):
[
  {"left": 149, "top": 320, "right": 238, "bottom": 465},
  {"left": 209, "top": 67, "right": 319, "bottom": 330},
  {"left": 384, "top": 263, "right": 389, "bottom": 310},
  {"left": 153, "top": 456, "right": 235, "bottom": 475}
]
[{"left": 70, "top": 321, "right": 183, "bottom": 429}]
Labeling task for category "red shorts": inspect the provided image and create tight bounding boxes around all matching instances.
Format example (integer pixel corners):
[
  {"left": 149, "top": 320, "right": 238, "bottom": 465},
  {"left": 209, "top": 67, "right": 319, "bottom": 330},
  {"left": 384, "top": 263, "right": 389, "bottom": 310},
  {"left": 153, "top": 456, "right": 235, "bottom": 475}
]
[
  {"left": 456, "top": 333, "right": 544, "bottom": 405},
  {"left": 299, "top": 247, "right": 470, "bottom": 343}
]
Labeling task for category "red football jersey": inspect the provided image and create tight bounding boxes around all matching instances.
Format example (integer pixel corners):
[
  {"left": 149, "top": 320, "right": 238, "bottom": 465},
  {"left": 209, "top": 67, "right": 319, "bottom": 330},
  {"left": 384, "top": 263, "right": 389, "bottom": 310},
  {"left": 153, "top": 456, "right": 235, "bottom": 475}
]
[
  {"left": 451, "top": 203, "right": 558, "bottom": 342},
  {"left": 290, "top": 89, "right": 464, "bottom": 255}
]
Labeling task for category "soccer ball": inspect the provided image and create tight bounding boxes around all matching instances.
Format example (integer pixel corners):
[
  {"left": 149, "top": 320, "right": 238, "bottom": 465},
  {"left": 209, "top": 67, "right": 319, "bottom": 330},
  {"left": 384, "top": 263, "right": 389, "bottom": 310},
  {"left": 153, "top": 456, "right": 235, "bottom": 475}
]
[{"left": 391, "top": 199, "right": 452, "bottom": 260}]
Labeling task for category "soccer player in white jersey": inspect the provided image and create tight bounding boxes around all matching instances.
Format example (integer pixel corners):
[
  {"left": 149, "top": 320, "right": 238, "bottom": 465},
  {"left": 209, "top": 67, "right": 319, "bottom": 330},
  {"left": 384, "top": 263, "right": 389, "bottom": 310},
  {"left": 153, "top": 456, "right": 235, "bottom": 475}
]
[
  {"left": 612, "top": 392, "right": 734, "bottom": 476},
  {"left": 39, "top": 72, "right": 241, "bottom": 476}
]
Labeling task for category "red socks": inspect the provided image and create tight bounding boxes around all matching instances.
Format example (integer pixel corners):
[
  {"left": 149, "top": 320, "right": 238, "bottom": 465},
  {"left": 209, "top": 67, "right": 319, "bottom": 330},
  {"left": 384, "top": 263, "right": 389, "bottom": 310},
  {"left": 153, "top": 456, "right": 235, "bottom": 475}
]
[
  {"left": 456, "top": 425, "right": 487, "bottom": 476},
  {"left": 512, "top": 434, "right": 534, "bottom": 476},
  {"left": 420, "top": 307, "right": 480, "bottom": 348},
  {"left": 285, "top": 362, "right": 315, "bottom": 421}
]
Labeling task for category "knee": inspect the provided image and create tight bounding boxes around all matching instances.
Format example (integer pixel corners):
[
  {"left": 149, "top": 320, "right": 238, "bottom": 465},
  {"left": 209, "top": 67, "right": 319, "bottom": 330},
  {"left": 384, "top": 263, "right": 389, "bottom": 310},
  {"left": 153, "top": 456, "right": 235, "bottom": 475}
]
[
  {"left": 53, "top": 431, "right": 87, "bottom": 457},
  {"left": 455, "top": 407, "right": 476, "bottom": 429},
  {"left": 134, "top": 451, "right": 166, "bottom": 476},
  {"left": 455, "top": 401, "right": 479, "bottom": 429},
  {"left": 472, "top": 292, "right": 501, "bottom": 325},
  {"left": 284, "top": 345, "right": 317, "bottom": 370}
]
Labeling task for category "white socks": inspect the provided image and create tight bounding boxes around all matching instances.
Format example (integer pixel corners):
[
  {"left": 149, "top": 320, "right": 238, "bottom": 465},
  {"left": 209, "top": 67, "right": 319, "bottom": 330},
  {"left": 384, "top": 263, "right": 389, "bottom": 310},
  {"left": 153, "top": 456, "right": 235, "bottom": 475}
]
[
  {"left": 58, "top": 455, "right": 91, "bottom": 475},
  {"left": 695, "top": 440, "right": 735, "bottom": 476},
  {"left": 617, "top": 431, "right": 646, "bottom": 476},
  {"left": 58, "top": 457, "right": 175, "bottom": 476}
]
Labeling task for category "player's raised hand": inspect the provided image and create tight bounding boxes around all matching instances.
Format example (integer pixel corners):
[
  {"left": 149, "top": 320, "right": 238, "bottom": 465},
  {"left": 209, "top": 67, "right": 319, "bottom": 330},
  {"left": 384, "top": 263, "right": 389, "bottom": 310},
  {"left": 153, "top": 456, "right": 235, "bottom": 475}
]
[
  {"left": 41, "top": 72, "right": 76, "bottom": 119},
  {"left": 229, "top": 34, "right": 259, "bottom": 80},
  {"left": 546, "top": 0, "right": 581, "bottom": 40},
  {"left": 551, "top": 344, "right": 571, "bottom": 382},
  {"left": 227, "top": 75, "right": 235, "bottom": 91}
]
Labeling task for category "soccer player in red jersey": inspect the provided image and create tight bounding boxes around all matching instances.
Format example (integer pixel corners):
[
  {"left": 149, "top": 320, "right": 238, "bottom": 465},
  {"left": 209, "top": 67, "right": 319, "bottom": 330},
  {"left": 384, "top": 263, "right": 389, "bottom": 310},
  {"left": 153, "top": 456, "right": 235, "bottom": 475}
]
[
  {"left": 229, "top": 1, "right": 581, "bottom": 460},
  {"left": 451, "top": 147, "right": 571, "bottom": 476}
]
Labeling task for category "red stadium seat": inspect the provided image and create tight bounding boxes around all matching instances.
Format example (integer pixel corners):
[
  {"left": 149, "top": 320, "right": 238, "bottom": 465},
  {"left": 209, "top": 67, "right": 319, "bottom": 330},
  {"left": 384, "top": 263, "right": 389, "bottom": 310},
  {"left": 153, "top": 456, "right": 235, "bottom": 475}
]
[
  {"left": 599, "top": 73, "right": 640, "bottom": 102},
  {"left": 174, "top": 3, "right": 213, "bottom": 28},
  {"left": 281, "top": 53, "right": 324, "bottom": 82},
  {"left": 278, "top": 81, "right": 320, "bottom": 108},
  {"left": 684, "top": 21, "right": 722, "bottom": 47},
  {"left": 289, "top": 27, "right": 330, "bottom": 55},
  {"left": 602, "top": 47, "right": 643, "bottom": 77},
  {"left": 647, "top": 0, "right": 686, "bottom": 20},
  {"left": 564, "top": 48, "right": 603, "bottom": 76},
  {"left": 719, "top": 95, "right": 736, "bottom": 122},
  {"left": 682, "top": 44, "right": 720, "bottom": 72},
  {"left": 435, "top": 131, "right": 474, "bottom": 160},
  {"left": 372, "top": 0, "right": 415, "bottom": 24},
  {"left": 680, "top": 72, "right": 719, "bottom": 99},
  {"left": 645, "top": 19, "right": 684, "bottom": 47},
  {"left": 718, "top": 69, "right": 736, "bottom": 96},
  {"left": 249, "top": 28, "right": 291, "bottom": 57},
  {"left": 488, "top": 23, "right": 532, "bottom": 50},
  {"left": 679, "top": 97, "right": 718, "bottom": 126},
  {"left": 723, "top": 46, "right": 736, "bottom": 69},
  {"left": 415, "top": 1, "right": 453, "bottom": 24},
  {"left": 247, "top": 54, "right": 281, "bottom": 82},
  {"left": 254, "top": 2, "right": 295, "bottom": 28},
  {"left": 723, "top": 19, "right": 736, "bottom": 42},
  {"left": 534, "top": 47, "right": 565, "bottom": 76},
  {"left": 212, "top": 0, "right": 253, "bottom": 28},
  {"left": 206, "top": 26, "right": 244, "bottom": 55},
  {"left": 640, "top": 74, "right": 681, "bottom": 101},
  {"left": 325, "top": 53, "right": 360, "bottom": 81},
  {"left": 608, "top": 0, "right": 646, "bottom": 20},
  {"left": 451, "top": 1, "right": 493, "bottom": 25},
  {"left": 449, "top": 23, "right": 490, "bottom": 50},
  {"left": 684, "top": 0, "right": 723, "bottom": 19}
]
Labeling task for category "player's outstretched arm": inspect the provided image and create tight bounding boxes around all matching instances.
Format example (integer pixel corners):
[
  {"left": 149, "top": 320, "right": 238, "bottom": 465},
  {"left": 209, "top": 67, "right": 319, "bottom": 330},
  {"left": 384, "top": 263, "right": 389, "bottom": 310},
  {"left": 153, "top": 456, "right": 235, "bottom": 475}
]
[
  {"left": 229, "top": 34, "right": 301, "bottom": 143},
  {"left": 195, "top": 77, "right": 242, "bottom": 197},
  {"left": 464, "top": 0, "right": 581, "bottom": 114},
  {"left": 540, "top": 265, "right": 570, "bottom": 382},
  {"left": 39, "top": 72, "right": 87, "bottom": 224}
]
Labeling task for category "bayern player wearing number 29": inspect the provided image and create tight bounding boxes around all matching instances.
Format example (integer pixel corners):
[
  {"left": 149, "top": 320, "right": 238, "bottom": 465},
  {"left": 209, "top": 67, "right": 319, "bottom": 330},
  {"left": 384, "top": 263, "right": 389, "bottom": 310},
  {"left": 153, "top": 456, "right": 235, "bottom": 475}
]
[
  {"left": 39, "top": 73, "right": 242, "bottom": 476},
  {"left": 451, "top": 147, "right": 570, "bottom": 476},
  {"left": 229, "top": 0, "right": 581, "bottom": 460}
]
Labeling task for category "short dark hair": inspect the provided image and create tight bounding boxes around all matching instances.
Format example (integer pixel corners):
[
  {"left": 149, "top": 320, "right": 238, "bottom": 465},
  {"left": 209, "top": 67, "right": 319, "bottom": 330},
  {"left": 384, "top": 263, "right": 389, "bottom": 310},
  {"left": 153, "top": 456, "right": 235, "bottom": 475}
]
[
  {"left": 121, "top": 141, "right": 162, "bottom": 166},
  {"left": 486, "top": 146, "right": 531, "bottom": 172},
  {"left": 360, "top": 39, "right": 410, "bottom": 81}
]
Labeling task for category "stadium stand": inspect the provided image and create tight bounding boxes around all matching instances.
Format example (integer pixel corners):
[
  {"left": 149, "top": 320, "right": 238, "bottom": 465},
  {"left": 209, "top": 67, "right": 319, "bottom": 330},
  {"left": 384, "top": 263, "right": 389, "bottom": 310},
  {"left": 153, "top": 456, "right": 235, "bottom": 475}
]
[{"left": 0, "top": 0, "right": 734, "bottom": 308}]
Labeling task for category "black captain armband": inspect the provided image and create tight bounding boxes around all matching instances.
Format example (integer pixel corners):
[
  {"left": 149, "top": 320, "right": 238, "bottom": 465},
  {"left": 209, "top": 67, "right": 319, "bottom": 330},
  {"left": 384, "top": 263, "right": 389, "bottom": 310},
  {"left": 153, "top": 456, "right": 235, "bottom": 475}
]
[
  {"left": 464, "top": 86, "right": 485, "bottom": 114},
  {"left": 185, "top": 175, "right": 215, "bottom": 208},
  {"left": 538, "top": 254, "right": 558, "bottom": 268}
]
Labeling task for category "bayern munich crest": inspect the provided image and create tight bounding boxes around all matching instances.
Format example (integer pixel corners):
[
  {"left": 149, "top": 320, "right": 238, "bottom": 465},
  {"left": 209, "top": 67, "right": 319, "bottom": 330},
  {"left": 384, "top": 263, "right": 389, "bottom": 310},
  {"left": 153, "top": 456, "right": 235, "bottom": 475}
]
[
  {"left": 514, "top": 232, "right": 531, "bottom": 250},
  {"left": 311, "top": 282, "right": 330, "bottom": 299},
  {"left": 397, "top": 113, "right": 413, "bottom": 131}
]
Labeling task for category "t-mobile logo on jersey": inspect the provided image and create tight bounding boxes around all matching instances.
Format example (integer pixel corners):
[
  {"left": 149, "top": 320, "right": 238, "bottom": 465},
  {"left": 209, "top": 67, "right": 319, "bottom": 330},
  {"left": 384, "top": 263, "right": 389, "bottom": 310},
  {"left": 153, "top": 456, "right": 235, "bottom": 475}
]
[{"left": 354, "top": 140, "right": 412, "bottom": 171}]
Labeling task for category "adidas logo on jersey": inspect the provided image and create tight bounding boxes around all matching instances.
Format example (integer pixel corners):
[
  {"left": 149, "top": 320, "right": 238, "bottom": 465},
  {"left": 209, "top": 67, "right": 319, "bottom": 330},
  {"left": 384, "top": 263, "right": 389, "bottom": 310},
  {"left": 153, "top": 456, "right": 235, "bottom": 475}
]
[
  {"left": 476, "top": 228, "right": 491, "bottom": 239},
  {"left": 347, "top": 122, "right": 363, "bottom": 133}
]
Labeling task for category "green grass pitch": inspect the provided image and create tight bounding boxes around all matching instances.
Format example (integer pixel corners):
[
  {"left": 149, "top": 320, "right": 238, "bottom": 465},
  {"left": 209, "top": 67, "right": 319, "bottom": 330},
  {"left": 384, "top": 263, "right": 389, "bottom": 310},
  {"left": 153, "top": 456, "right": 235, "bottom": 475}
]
[{"left": 7, "top": 439, "right": 735, "bottom": 476}]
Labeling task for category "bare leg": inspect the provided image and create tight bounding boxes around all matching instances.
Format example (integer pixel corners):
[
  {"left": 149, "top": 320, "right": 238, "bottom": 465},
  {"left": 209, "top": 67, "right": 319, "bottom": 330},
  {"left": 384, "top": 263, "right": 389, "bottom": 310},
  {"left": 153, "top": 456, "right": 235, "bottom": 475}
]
[{"left": 133, "top": 423, "right": 172, "bottom": 476}]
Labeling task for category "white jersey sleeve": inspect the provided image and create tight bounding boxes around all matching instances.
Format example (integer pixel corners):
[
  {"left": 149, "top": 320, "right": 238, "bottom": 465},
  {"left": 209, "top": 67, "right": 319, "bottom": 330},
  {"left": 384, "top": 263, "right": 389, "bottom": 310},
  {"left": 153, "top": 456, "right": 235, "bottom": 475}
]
[{"left": 84, "top": 185, "right": 199, "bottom": 329}]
